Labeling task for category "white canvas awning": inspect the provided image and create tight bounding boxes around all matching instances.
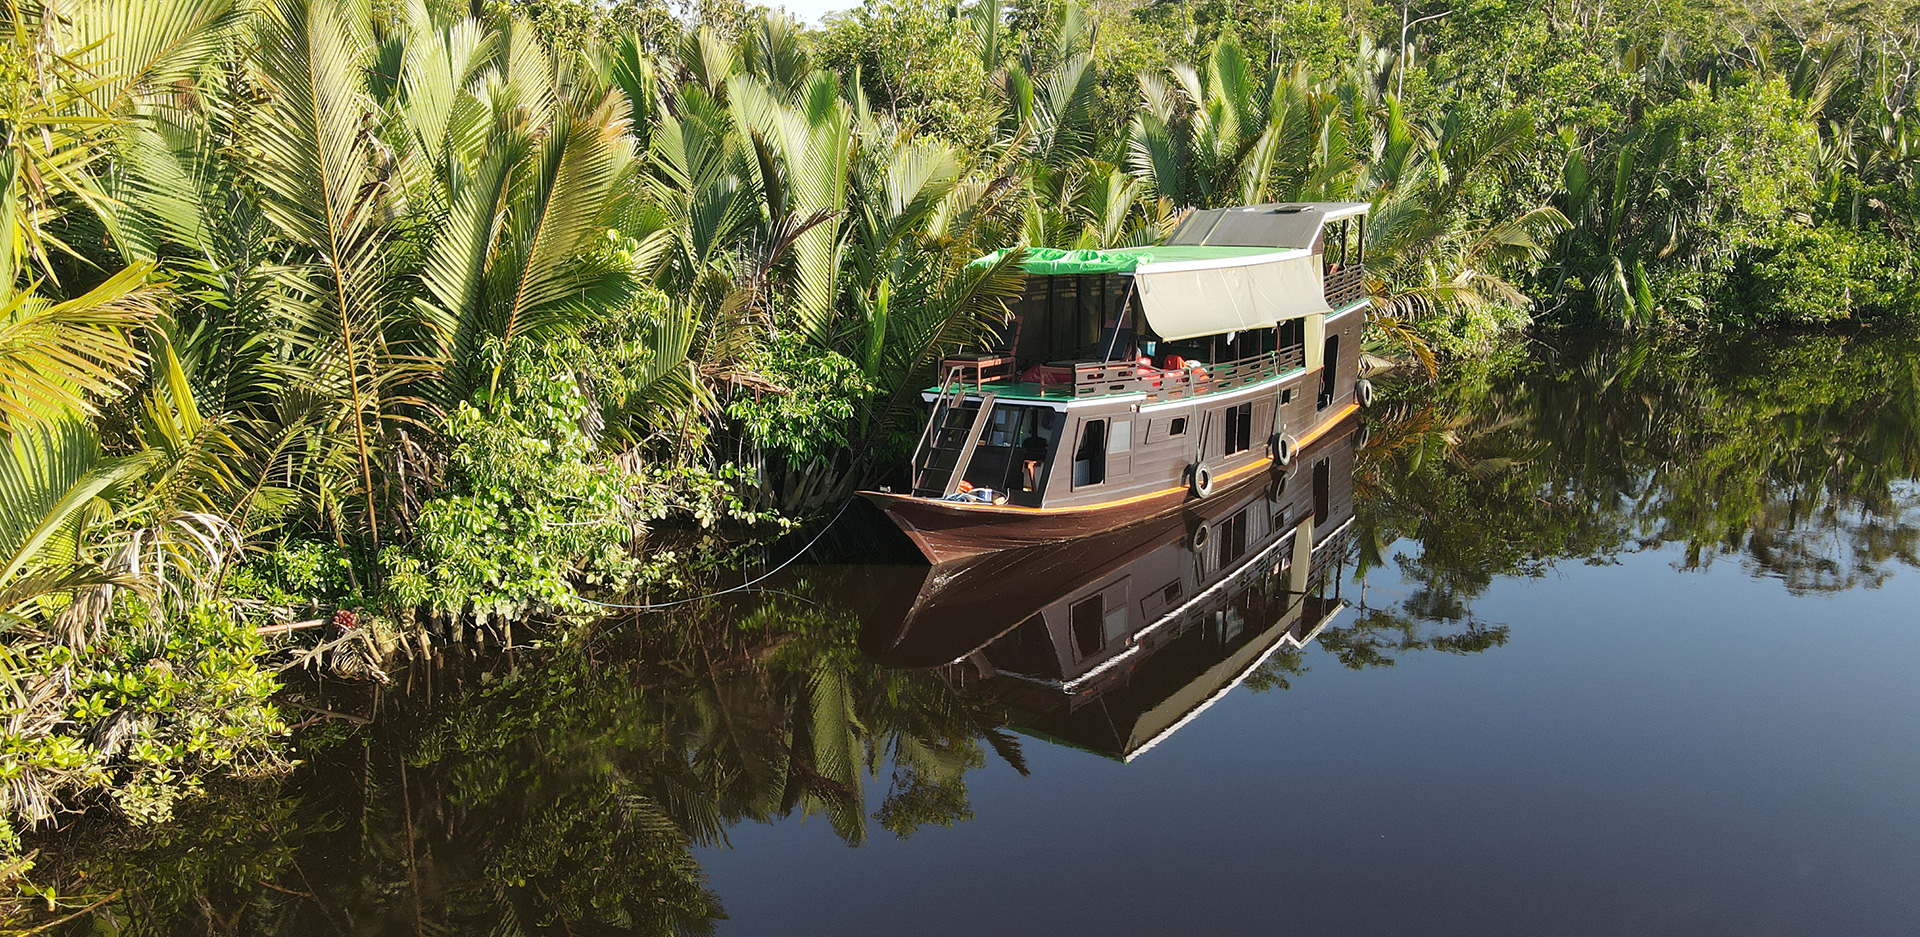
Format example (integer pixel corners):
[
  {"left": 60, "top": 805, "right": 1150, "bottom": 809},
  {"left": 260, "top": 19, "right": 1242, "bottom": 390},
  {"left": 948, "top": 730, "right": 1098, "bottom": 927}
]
[{"left": 1132, "top": 248, "right": 1331, "bottom": 341}]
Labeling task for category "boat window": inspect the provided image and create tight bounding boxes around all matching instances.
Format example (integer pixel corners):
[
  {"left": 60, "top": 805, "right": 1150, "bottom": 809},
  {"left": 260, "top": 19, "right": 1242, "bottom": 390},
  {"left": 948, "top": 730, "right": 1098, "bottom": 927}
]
[
  {"left": 1108, "top": 419, "right": 1132, "bottom": 453},
  {"left": 1073, "top": 419, "right": 1107, "bottom": 487},
  {"left": 961, "top": 405, "right": 1059, "bottom": 501},
  {"left": 1012, "top": 274, "right": 1135, "bottom": 368},
  {"left": 1313, "top": 457, "right": 1330, "bottom": 527},
  {"left": 983, "top": 612, "right": 1060, "bottom": 678},
  {"left": 1217, "top": 509, "right": 1250, "bottom": 566},
  {"left": 982, "top": 406, "right": 1024, "bottom": 447},
  {"left": 1070, "top": 595, "right": 1104, "bottom": 657},
  {"left": 1170, "top": 416, "right": 1188, "bottom": 437},
  {"left": 978, "top": 405, "right": 1054, "bottom": 451},
  {"left": 1224, "top": 403, "right": 1253, "bottom": 456},
  {"left": 1103, "top": 584, "right": 1129, "bottom": 644},
  {"left": 1141, "top": 578, "right": 1183, "bottom": 618},
  {"left": 1278, "top": 318, "right": 1305, "bottom": 367}
]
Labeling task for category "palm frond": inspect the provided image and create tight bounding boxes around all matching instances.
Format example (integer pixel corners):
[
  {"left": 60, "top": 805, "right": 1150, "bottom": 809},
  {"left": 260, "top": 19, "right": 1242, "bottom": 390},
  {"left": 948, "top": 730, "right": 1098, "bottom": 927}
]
[{"left": 0, "top": 263, "right": 161, "bottom": 427}]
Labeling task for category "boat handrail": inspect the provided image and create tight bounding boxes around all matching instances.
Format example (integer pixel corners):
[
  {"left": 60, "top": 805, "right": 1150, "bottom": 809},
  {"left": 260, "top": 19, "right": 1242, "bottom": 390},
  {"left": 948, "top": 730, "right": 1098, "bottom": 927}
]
[
  {"left": 910, "top": 366, "right": 966, "bottom": 483},
  {"left": 1323, "top": 263, "right": 1365, "bottom": 308},
  {"left": 1066, "top": 349, "right": 1298, "bottom": 403},
  {"left": 924, "top": 344, "right": 1313, "bottom": 405}
]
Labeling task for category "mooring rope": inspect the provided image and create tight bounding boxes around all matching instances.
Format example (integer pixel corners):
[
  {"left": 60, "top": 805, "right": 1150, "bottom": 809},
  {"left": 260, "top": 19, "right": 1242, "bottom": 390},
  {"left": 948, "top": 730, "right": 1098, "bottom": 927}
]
[{"left": 574, "top": 497, "right": 856, "bottom": 612}]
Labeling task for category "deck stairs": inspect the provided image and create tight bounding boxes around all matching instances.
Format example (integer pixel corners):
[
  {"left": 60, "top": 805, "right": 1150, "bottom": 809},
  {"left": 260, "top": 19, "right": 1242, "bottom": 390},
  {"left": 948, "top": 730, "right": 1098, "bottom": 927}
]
[{"left": 911, "top": 367, "right": 997, "bottom": 497}]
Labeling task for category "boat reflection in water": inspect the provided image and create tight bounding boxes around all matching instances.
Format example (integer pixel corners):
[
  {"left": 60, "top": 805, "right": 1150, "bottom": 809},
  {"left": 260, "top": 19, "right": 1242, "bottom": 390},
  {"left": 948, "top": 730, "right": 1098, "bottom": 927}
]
[{"left": 862, "top": 413, "right": 1360, "bottom": 760}]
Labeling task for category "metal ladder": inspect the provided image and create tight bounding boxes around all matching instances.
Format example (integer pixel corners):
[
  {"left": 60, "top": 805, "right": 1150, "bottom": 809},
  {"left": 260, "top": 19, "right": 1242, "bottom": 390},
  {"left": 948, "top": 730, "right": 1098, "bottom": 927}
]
[{"left": 911, "top": 366, "right": 997, "bottom": 497}]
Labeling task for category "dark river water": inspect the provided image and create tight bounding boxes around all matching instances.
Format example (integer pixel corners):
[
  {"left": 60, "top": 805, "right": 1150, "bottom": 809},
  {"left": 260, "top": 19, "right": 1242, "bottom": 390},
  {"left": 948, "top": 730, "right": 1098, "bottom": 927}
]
[{"left": 28, "top": 332, "right": 1920, "bottom": 935}]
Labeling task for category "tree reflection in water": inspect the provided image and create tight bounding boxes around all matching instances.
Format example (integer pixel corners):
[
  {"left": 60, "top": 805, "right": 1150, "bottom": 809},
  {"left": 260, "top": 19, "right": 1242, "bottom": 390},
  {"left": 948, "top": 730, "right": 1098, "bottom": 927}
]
[
  {"left": 27, "top": 599, "right": 1021, "bottom": 935},
  {"left": 1331, "top": 329, "right": 1920, "bottom": 674},
  {"left": 1357, "top": 330, "right": 1920, "bottom": 601},
  {"left": 23, "top": 330, "right": 1920, "bottom": 934}
]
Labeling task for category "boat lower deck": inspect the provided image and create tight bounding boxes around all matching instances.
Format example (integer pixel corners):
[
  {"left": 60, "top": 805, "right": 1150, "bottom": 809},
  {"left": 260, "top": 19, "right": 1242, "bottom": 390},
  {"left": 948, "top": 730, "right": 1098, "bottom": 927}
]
[{"left": 864, "top": 402, "right": 1360, "bottom": 563}]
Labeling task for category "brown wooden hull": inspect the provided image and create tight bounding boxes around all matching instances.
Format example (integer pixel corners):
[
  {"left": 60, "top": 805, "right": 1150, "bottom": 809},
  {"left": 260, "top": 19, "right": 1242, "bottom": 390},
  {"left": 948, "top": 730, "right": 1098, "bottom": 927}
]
[{"left": 863, "top": 404, "right": 1359, "bottom": 563}]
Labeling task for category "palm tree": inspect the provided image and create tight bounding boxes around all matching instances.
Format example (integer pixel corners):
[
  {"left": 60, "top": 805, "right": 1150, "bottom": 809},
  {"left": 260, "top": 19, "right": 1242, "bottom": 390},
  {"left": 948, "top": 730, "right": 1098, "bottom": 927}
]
[{"left": 1128, "top": 38, "right": 1339, "bottom": 209}]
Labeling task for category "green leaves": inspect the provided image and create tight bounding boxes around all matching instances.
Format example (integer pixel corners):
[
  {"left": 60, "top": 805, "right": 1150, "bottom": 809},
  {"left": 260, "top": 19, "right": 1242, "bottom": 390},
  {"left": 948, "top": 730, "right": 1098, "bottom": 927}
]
[
  {"left": 0, "top": 416, "right": 133, "bottom": 597},
  {"left": 0, "top": 264, "right": 161, "bottom": 428},
  {"left": 488, "top": 92, "right": 637, "bottom": 394},
  {"left": 249, "top": 0, "right": 397, "bottom": 545}
]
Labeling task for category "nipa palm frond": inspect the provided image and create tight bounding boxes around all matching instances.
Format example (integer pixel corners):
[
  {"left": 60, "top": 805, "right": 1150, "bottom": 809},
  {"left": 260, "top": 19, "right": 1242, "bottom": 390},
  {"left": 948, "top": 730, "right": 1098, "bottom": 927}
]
[{"left": 0, "top": 263, "right": 162, "bottom": 428}]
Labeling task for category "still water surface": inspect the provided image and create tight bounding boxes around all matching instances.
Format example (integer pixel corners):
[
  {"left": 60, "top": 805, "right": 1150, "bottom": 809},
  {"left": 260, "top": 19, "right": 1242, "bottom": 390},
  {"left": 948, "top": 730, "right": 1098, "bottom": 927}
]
[{"left": 35, "top": 333, "right": 1920, "bottom": 934}]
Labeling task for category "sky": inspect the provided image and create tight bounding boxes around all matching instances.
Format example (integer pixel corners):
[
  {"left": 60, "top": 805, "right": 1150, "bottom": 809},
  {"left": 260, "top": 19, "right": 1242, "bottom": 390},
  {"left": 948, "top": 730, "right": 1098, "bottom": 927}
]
[{"left": 763, "top": 0, "right": 850, "bottom": 25}]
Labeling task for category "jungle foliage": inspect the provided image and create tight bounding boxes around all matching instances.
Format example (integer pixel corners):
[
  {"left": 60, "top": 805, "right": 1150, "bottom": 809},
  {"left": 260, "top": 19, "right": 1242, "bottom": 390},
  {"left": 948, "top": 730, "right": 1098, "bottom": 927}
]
[
  {"left": 17, "top": 325, "right": 1920, "bottom": 932},
  {"left": 0, "top": 0, "right": 1915, "bottom": 868}
]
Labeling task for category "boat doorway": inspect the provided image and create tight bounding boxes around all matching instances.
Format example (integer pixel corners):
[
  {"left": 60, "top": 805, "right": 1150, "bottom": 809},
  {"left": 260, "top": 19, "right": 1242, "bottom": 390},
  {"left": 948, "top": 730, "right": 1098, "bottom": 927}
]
[
  {"left": 1073, "top": 419, "right": 1108, "bottom": 487},
  {"left": 1319, "top": 334, "right": 1340, "bottom": 410}
]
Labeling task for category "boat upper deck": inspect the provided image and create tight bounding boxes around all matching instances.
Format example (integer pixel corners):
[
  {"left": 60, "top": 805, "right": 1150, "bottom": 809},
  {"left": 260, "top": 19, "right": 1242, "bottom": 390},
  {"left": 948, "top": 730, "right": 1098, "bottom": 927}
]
[{"left": 939, "top": 201, "right": 1371, "bottom": 406}]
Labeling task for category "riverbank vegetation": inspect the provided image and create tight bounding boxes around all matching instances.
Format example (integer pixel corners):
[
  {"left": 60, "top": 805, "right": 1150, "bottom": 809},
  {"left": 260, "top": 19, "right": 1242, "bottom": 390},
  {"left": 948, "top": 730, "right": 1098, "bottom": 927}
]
[
  {"left": 1, "top": 0, "right": 1916, "bottom": 871},
  {"left": 9, "top": 329, "right": 1918, "bottom": 932}
]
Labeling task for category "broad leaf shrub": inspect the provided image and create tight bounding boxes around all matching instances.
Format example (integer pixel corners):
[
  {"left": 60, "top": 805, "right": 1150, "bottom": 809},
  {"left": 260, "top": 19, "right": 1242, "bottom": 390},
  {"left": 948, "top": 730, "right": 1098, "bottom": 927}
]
[
  {"left": 723, "top": 334, "right": 872, "bottom": 465},
  {"left": 382, "top": 341, "right": 790, "bottom": 623},
  {"left": 382, "top": 382, "right": 644, "bottom": 621},
  {"left": 0, "top": 602, "right": 286, "bottom": 853},
  {"left": 1732, "top": 224, "right": 1916, "bottom": 327}
]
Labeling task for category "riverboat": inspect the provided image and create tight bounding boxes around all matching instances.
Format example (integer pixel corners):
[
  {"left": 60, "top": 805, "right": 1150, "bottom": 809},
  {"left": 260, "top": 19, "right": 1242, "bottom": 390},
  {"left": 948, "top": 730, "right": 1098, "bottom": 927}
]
[
  {"left": 860, "top": 201, "right": 1373, "bottom": 563},
  {"left": 860, "top": 417, "right": 1360, "bottom": 761}
]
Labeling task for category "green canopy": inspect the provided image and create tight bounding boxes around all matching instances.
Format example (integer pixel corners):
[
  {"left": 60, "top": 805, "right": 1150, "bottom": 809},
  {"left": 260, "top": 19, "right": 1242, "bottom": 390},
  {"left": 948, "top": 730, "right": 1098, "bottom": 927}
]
[{"left": 968, "top": 245, "right": 1282, "bottom": 275}]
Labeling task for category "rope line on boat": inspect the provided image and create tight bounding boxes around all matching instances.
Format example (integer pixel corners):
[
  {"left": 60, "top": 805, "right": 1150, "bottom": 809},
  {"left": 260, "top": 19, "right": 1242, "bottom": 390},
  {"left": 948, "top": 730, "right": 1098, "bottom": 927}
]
[
  {"left": 1100, "top": 278, "right": 1138, "bottom": 363},
  {"left": 575, "top": 497, "right": 855, "bottom": 612}
]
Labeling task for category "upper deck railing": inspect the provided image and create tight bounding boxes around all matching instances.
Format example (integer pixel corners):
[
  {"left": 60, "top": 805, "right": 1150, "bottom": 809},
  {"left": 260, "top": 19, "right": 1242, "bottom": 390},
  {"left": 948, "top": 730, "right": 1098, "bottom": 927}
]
[
  {"left": 941, "top": 344, "right": 1306, "bottom": 404},
  {"left": 1324, "top": 264, "right": 1365, "bottom": 309}
]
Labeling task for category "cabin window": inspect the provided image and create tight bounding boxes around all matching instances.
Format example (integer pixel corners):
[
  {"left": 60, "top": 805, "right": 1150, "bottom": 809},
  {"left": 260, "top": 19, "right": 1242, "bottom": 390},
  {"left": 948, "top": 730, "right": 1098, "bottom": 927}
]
[
  {"left": 1069, "top": 578, "right": 1131, "bottom": 660},
  {"left": 983, "top": 613, "right": 1060, "bottom": 679},
  {"left": 1277, "top": 318, "right": 1306, "bottom": 370},
  {"left": 1319, "top": 334, "right": 1340, "bottom": 410},
  {"left": 962, "top": 405, "right": 1057, "bottom": 502},
  {"left": 1278, "top": 319, "right": 1305, "bottom": 355},
  {"left": 1104, "top": 586, "right": 1129, "bottom": 642},
  {"left": 1073, "top": 419, "right": 1107, "bottom": 487},
  {"left": 1050, "top": 278, "right": 1083, "bottom": 356},
  {"left": 1313, "top": 457, "right": 1330, "bottom": 527},
  {"left": 1108, "top": 419, "right": 1132, "bottom": 453},
  {"left": 981, "top": 406, "right": 1025, "bottom": 447},
  {"left": 1148, "top": 415, "right": 1189, "bottom": 443},
  {"left": 1070, "top": 596, "right": 1103, "bottom": 657},
  {"left": 1013, "top": 274, "right": 1137, "bottom": 367},
  {"left": 1217, "top": 509, "right": 1250, "bottom": 567},
  {"left": 1140, "top": 577, "right": 1183, "bottom": 618},
  {"left": 1323, "top": 216, "right": 1365, "bottom": 266},
  {"left": 1223, "top": 403, "right": 1253, "bottom": 456}
]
